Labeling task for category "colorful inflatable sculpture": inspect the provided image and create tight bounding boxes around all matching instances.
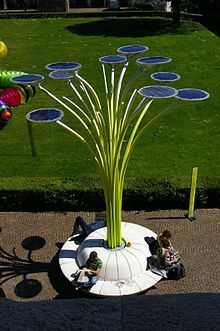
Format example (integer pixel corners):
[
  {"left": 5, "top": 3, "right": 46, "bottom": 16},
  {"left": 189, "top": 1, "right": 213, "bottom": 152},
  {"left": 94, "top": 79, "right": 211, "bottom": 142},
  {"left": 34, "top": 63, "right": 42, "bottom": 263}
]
[{"left": 0, "top": 41, "right": 36, "bottom": 129}]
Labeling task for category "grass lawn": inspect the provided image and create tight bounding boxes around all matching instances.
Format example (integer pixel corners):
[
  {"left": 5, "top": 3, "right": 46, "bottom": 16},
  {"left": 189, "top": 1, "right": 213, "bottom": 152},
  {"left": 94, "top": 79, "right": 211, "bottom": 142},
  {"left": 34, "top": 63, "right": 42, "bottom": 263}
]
[{"left": 0, "top": 17, "right": 219, "bottom": 191}]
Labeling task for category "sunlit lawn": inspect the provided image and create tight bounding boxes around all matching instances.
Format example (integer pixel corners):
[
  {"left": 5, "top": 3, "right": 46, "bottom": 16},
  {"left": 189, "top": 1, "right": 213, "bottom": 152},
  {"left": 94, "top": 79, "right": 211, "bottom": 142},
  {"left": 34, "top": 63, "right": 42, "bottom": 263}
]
[{"left": 0, "top": 17, "right": 219, "bottom": 190}]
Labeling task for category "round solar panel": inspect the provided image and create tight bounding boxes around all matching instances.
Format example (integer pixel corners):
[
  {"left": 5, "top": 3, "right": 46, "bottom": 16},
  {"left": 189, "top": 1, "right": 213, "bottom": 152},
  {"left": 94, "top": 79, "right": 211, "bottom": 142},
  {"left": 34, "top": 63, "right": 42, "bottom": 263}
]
[
  {"left": 49, "top": 70, "right": 75, "bottom": 80},
  {"left": 45, "top": 62, "right": 81, "bottom": 71},
  {"left": 10, "top": 74, "right": 44, "bottom": 84},
  {"left": 137, "top": 56, "right": 172, "bottom": 66},
  {"left": 99, "top": 55, "right": 127, "bottom": 65},
  {"left": 176, "top": 88, "right": 210, "bottom": 101},
  {"left": 117, "top": 45, "right": 149, "bottom": 55},
  {"left": 26, "top": 108, "right": 64, "bottom": 122},
  {"left": 151, "top": 72, "right": 180, "bottom": 82},
  {"left": 138, "top": 85, "right": 178, "bottom": 99}
]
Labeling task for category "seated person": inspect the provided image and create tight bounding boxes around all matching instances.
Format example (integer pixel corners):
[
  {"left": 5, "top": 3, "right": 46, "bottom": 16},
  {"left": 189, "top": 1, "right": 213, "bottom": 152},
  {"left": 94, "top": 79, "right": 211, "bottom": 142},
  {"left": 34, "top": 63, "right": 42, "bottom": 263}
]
[
  {"left": 72, "top": 216, "right": 106, "bottom": 238},
  {"left": 149, "top": 229, "right": 172, "bottom": 256},
  {"left": 74, "top": 251, "right": 103, "bottom": 290},
  {"left": 156, "top": 239, "right": 181, "bottom": 278}
]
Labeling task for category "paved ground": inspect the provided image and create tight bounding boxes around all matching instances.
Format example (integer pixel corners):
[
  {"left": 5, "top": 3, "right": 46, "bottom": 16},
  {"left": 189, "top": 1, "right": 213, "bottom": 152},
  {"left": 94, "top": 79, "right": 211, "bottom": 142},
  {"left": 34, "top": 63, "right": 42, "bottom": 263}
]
[
  {"left": 1, "top": 209, "right": 220, "bottom": 301},
  {"left": 0, "top": 209, "right": 220, "bottom": 330}
]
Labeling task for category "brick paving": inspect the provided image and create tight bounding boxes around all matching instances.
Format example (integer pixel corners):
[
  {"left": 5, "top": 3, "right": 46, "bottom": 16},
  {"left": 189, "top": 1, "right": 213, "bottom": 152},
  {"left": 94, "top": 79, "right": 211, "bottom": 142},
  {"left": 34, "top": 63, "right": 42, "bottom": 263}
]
[{"left": 1, "top": 209, "right": 220, "bottom": 302}]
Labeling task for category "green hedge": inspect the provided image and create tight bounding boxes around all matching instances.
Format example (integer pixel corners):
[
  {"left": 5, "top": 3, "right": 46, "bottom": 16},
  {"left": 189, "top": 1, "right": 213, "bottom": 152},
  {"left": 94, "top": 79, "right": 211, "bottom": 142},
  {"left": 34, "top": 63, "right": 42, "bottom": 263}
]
[
  {"left": 0, "top": 10, "right": 201, "bottom": 20},
  {"left": 0, "top": 177, "right": 219, "bottom": 211},
  {"left": 0, "top": 10, "right": 166, "bottom": 19},
  {"left": 3, "top": 7, "right": 217, "bottom": 23}
]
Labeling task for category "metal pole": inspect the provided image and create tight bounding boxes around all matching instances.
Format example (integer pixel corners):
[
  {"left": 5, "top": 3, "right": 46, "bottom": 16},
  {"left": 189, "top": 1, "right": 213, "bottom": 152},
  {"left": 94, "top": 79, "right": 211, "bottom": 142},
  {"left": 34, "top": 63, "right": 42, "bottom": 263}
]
[{"left": 188, "top": 166, "right": 198, "bottom": 221}]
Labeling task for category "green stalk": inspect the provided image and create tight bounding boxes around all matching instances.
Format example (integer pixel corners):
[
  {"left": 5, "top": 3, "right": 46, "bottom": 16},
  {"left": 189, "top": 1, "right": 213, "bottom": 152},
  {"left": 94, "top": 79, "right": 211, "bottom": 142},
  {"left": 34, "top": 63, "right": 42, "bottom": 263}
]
[{"left": 43, "top": 57, "right": 183, "bottom": 250}]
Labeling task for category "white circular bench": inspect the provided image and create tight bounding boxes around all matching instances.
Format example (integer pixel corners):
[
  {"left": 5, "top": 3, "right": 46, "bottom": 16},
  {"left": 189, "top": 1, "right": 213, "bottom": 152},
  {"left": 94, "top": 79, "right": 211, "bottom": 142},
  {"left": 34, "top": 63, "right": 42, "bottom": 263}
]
[{"left": 59, "top": 222, "right": 162, "bottom": 296}]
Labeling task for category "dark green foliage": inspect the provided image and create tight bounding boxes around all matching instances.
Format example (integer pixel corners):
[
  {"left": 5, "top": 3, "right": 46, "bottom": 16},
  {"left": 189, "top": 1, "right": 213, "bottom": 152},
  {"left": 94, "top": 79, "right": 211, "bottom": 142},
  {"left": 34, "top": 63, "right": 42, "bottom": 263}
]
[
  {"left": 197, "top": 0, "right": 220, "bottom": 14},
  {"left": 37, "top": 0, "right": 68, "bottom": 12},
  {"left": 0, "top": 177, "right": 219, "bottom": 211}
]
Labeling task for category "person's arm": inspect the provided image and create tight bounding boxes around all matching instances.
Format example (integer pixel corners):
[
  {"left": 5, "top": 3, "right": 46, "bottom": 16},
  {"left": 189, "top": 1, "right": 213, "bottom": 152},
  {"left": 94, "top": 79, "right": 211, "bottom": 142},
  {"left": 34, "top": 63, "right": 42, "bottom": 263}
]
[
  {"left": 165, "top": 251, "right": 178, "bottom": 265},
  {"left": 88, "top": 268, "right": 101, "bottom": 276},
  {"left": 85, "top": 267, "right": 101, "bottom": 276},
  {"left": 169, "top": 258, "right": 178, "bottom": 264}
]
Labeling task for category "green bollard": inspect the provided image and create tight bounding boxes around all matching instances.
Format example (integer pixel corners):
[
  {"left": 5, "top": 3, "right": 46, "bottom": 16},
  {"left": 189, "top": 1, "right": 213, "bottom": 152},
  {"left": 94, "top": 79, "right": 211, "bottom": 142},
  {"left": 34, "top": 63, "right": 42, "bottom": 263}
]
[{"left": 188, "top": 167, "right": 198, "bottom": 221}]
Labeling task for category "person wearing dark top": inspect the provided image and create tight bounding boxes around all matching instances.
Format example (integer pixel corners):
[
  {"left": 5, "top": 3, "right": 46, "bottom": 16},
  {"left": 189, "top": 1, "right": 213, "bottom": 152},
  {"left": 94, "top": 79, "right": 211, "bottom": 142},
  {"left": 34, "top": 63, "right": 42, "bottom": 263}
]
[{"left": 72, "top": 216, "right": 106, "bottom": 238}]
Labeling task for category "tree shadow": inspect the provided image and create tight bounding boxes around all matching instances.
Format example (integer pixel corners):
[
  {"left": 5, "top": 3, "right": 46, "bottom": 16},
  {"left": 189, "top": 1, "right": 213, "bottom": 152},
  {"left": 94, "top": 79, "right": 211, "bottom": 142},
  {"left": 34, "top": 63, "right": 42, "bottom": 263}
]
[
  {"left": 147, "top": 216, "right": 187, "bottom": 220},
  {"left": 14, "top": 278, "right": 42, "bottom": 299},
  {"left": 0, "top": 236, "right": 50, "bottom": 299},
  {"left": 200, "top": 17, "right": 220, "bottom": 37},
  {"left": 48, "top": 243, "right": 94, "bottom": 300},
  {"left": 66, "top": 17, "right": 199, "bottom": 38},
  {"left": 0, "top": 232, "right": 90, "bottom": 300}
]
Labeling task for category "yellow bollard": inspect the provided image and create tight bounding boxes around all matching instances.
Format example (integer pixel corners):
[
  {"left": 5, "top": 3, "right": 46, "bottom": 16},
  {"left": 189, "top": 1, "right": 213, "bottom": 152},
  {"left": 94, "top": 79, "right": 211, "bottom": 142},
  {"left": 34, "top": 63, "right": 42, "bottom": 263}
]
[
  {"left": 188, "top": 167, "right": 198, "bottom": 221},
  {"left": 0, "top": 41, "right": 8, "bottom": 60}
]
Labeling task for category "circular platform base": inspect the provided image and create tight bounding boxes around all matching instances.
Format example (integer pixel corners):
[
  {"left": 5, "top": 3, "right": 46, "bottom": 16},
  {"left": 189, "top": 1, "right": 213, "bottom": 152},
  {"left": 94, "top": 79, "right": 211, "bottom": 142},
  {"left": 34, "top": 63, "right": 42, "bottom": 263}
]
[{"left": 59, "top": 222, "right": 162, "bottom": 296}]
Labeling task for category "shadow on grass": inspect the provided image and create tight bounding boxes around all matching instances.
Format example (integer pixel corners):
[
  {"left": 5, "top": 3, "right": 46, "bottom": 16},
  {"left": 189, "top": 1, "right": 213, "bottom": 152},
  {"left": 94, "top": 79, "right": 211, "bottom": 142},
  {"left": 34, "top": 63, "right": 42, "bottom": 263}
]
[
  {"left": 66, "top": 17, "right": 200, "bottom": 37},
  {"left": 201, "top": 17, "right": 220, "bottom": 37}
]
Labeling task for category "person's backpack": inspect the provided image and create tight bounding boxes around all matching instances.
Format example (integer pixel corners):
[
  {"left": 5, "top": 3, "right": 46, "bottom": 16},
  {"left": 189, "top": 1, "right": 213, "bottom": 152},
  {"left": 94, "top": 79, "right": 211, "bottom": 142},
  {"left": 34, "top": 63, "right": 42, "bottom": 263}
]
[{"left": 167, "top": 263, "right": 186, "bottom": 280}]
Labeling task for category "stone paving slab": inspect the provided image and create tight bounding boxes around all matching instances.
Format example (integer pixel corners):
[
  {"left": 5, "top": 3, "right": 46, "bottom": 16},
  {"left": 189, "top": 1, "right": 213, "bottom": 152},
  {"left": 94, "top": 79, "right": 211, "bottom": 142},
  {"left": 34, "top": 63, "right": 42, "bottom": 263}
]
[{"left": 1, "top": 209, "right": 220, "bottom": 302}]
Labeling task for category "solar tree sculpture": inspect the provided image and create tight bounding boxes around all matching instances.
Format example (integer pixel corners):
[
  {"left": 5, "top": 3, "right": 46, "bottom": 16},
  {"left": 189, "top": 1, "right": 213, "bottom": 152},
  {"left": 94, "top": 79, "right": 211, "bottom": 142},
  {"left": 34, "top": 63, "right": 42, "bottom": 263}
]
[{"left": 12, "top": 45, "right": 209, "bottom": 251}]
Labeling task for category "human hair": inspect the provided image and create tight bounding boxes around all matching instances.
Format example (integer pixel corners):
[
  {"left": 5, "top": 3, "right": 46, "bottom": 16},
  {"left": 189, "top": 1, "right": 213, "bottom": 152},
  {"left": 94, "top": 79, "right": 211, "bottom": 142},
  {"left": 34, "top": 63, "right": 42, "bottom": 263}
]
[
  {"left": 89, "top": 251, "right": 97, "bottom": 259},
  {"left": 161, "top": 239, "right": 170, "bottom": 248},
  {"left": 162, "top": 230, "right": 171, "bottom": 239}
]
